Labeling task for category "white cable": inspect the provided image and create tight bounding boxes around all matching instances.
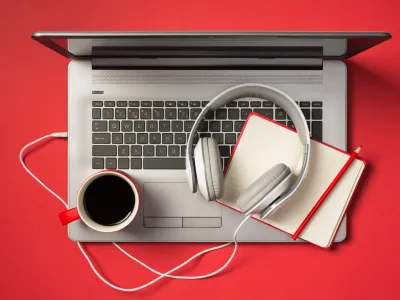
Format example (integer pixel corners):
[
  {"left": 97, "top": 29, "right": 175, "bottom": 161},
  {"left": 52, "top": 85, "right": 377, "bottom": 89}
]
[{"left": 19, "top": 133, "right": 251, "bottom": 291}]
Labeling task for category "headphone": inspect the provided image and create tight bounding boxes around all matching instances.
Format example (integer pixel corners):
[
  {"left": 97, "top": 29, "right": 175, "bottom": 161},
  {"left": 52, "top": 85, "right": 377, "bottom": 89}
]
[{"left": 185, "top": 83, "right": 311, "bottom": 219}]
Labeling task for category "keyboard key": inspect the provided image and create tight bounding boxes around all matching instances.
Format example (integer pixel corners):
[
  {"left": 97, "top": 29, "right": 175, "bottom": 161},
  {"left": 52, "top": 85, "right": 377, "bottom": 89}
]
[
  {"left": 166, "top": 108, "right": 177, "bottom": 119},
  {"left": 212, "top": 133, "right": 224, "bottom": 144},
  {"left": 106, "top": 158, "right": 117, "bottom": 169},
  {"left": 140, "top": 108, "right": 151, "bottom": 119},
  {"left": 275, "top": 109, "right": 286, "bottom": 120},
  {"left": 262, "top": 101, "right": 273, "bottom": 107},
  {"left": 199, "top": 133, "right": 211, "bottom": 138},
  {"left": 131, "top": 158, "right": 142, "bottom": 169},
  {"left": 137, "top": 133, "right": 148, "bottom": 144},
  {"left": 93, "top": 133, "right": 110, "bottom": 144},
  {"left": 162, "top": 133, "right": 173, "bottom": 144},
  {"left": 153, "top": 108, "right": 164, "bottom": 119},
  {"left": 103, "top": 108, "right": 114, "bottom": 119},
  {"left": 250, "top": 101, "right": 261, "bottom": 107},
  {"left": 118, "top": 145, "right": 129, "bottom": 156},
  {"left": 166, "top": 101, "right": 176, "bottom": 107},
  {"left": 112, "top": 133, "right": 123, "bottom": 144},
  {"left": 156, "top": 145, "right": 167, "bottom": 157},
  {"left": 222, "top": 121, "right": 233, "bottom": 132},
  {"left": 118, "top": 158, "right": 130, "bottom": 169},
  {"left": 129, "top": 101, "right": 139, "bottom": 107},
  {"left": 180, "top": 146, "right": 186, "bottom": 157},
  {"left": 142, "top": 101, "right": 152, "bottom": 107},
  {"left": 143, "top": 145, "right": 155, "bottom": 156},
  {"left": 92, "top": 108, "right": 101, "bottom": 119},
  {"left": 205, "top": 110, "right": 214, "bottom": 120},
  {"left": 312, "top": 101, "right": 323, "bottom": 107},
  {"left": 150, "top": 133, "right": 161, "bottom": 144},
  {"left": 128, "top": 108, "right": 139, "bottom": 119},
  {"left": 153, "top": 101, "right": 164, "bottom": 107},
  {"left": 235, "top": 121, "right": 245, "bottom": 132},
  {"left": 312, "top": 109, "right": 323, "bottom": 120},
  {"left": 121, "top": 121, "right": 133, "bottom": 132},
  {"left": 241, "top": 109, "right": 252, "bottom": 120},
  {"left": 92, "top": 101, "right": 103, "bottom": 107},
  {"left": 254, "top": 109, "right": 273, "bottom": 119},
  {"left": 277, "top": 120, "right": 286, "bottom": 126},
  {"left": 159, "top": 121, "right": 170, "bottom": 132},
  {"left": 190, "top": 101, "right": 201, "bottom": 107},
  {"left": 143, "top": 158, "right": 185, "bottom": 169},
  {"left": 301, "top": 109, "right": 311, "bottom": 120},
  {"left": 287, "top": 121, "right": 295, "bottom": 129},
  {"left": 184, "top": 121, "right": 194, "bottom": 132},
  {"left": 178, "top": 108, "right": 189, "bottom": 119},
  {"left": 228, "top": 109, "right": 239, "bottom": 119},
  {"left": 124, "top": 133, "right": 135, "bottom": 144},
  {"left": 209, "top": 121, "right": 220, "bottom": 132},
  {"left": 219, "top": 146, "right": 230, "bottom": 157},
  {"left": 190, "top": 108, "right": 202, "bottom": 119},
  {"left": 216, "top": 109, "right": 227, "bottom": 119},
  {"left": 117, "top": 101, "right": 127, "bottom": 107},
  {"left": 201, "top": 101, "right": 208, "bottom": 107},
  {"left": 175, "top": 133, "right": 186, "bottom": 144},
  {"left": 115, "top": 108, "right": 126, "bottom": 119},
  {"left": 93, "top": 145, "right": 117, "bottom": 156},
  {"left": 199, "top": 121, "right": 208, "bottom": 132},
  {"left": 168, "top": 146, "right": 180, "bottom": 157},
  {"left": 131, "top": 145, "right": 142, "bottom": 156},
  {"left": 178, "top": 101, "right": 188, "bottom": 107},
  {"left": 312, "top": 121, "right": 323, "bottom": 140},
  {"left": 225, "top": 133, "right": 236, "bottom": 144},
  {"left": 307, "top": 121, "right": 311, "bottom": 130},
  {"left": 105, "top": 101, "right": 115, "bottom": 107},
  {"left": 172, "top": 121, "right": 183, "bottom": 132},
  {"left": 238, "top": 101, "right": 249, "bottom": 107},
  {"left": 134, "top": 121, "right": 145, "bottom": 132},
  {"left": 300, "top": 102, "right": 311, "bottom": 107},
  {"left": 92, "top": 158, "right": 104, "bottom": 169},
  {"left": 226, "top": 101, "right": 237, "bottom": 107},
  {"left": 146, "top": 121, "right": 158, "bottom": 132},
  {"left": 224, "top": 158, "right": 230, "bottom": 169},
  {"left": 109, "top": 121, "right": 120, "bottom": 132},
  {"left": 93, "top": 121, "right": 107, "bottom": 132}
]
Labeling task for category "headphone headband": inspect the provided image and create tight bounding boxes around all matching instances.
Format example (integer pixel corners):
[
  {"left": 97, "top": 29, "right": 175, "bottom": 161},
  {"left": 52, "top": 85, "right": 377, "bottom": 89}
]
[{"left": 185, "top": 83, "right": 311, "bottom": 218}]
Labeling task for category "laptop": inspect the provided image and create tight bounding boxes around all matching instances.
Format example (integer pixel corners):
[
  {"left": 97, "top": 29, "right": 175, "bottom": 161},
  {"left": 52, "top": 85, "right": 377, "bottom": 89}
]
[{"left": 32, "top": 31, "right": 390, "bottom": 242}]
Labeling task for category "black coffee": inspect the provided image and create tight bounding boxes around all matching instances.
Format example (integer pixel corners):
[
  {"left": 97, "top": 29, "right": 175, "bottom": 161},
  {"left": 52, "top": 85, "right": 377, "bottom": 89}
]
[{"left": 83, "top": 175, "right": 135, "bottom": 226}]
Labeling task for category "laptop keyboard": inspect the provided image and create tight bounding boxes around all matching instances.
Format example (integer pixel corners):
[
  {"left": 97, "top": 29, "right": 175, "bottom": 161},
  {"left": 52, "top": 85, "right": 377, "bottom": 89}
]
[{"left": 92, "top": 100, "right": 323, "bottom": 170}]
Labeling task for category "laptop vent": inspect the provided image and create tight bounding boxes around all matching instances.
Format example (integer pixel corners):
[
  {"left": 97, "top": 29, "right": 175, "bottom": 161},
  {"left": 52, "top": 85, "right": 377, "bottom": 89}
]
[{"left": 92, "top": 74, "right": 323, "bottom": 85}]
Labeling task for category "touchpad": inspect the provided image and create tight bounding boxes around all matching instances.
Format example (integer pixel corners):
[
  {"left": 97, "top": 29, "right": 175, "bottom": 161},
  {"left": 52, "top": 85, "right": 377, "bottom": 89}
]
[{"left": 143, "top": 183, "right": 222, "bottom": 217}]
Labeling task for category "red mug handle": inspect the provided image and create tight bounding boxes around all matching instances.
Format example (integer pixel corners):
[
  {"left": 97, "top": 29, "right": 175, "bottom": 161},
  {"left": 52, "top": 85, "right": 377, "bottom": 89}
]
[{"left": 59, "top": 208, "right": 80, "bottom": 225}]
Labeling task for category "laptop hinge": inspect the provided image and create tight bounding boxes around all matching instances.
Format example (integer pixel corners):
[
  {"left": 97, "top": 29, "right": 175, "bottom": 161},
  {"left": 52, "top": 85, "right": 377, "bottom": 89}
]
[
  {"left": 91, "top": 46, "right": 323, "bottom": 70},
  {"left": 92, "top": 57, "right": 322, "bottom": 70}
]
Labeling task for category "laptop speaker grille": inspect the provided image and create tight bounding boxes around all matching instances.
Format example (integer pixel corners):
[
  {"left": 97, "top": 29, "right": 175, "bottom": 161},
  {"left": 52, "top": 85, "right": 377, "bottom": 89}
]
[{"left": 92, "top": 74, "right": 323, "bottom": 85}]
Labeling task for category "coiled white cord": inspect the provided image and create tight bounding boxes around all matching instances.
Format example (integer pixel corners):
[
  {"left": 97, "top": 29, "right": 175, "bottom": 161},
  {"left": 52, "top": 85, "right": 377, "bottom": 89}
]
[{"left": 19, "top": 133, "right": 251, "bottom": 292}]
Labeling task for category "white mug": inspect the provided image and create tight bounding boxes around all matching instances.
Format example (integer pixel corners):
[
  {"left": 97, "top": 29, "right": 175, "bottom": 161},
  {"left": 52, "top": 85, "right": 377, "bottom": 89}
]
[{"left": 59, "top": 170, "right": 140, "bottom": 233}]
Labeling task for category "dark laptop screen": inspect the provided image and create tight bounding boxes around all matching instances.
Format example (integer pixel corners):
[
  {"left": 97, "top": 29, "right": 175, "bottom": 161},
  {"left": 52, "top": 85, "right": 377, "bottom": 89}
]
[{"left": 32, "top": 32, "right": 391, "bottom": 59}]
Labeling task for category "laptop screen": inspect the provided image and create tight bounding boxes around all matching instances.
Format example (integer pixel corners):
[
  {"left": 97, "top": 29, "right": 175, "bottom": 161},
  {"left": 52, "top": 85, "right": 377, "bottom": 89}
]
[{"left": 32, "top": 32, "right": 391, "bottom": 59}]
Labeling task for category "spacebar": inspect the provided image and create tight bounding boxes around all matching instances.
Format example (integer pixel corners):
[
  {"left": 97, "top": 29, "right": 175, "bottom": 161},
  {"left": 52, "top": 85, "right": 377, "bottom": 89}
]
[{"left": 143, "top": 158, "right": 185, "bottom": 169}]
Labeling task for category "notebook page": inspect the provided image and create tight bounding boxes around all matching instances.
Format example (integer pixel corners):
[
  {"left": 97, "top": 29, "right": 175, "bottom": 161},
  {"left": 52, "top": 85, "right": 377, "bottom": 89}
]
[{"left": 220, "top": 114, "right": 365, "bottom": 247}]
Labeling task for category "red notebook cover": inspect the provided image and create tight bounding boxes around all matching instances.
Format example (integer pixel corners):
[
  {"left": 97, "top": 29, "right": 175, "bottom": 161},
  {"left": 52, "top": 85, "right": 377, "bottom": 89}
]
[{"left": 217, "top": 112, "right": 366, "bottom": 248}]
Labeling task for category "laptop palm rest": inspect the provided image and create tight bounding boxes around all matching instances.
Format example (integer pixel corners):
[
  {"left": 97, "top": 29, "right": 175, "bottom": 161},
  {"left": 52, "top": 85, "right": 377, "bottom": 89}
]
[{"left": 143, "top": 183, "right": 222, "bottom": 228}]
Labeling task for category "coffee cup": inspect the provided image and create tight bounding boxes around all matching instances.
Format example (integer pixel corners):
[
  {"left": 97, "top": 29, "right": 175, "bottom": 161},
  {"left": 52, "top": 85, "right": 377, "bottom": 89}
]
[{"left": 59, "top": 170, "right": 140, "bottom": 233}]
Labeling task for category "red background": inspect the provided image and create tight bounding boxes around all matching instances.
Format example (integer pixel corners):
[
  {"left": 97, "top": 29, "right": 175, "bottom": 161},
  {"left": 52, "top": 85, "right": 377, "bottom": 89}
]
[{"left": 1, "top": 0, "right": 400, "bottom": 299}]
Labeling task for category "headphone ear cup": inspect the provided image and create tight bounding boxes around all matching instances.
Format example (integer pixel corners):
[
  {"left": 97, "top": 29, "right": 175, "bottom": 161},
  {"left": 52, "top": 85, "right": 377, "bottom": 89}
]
[
  {"left": 236, "top": 163, "right": 292, "bottom": 214},
  {"left": 205, "top": 137, "right": 224, "bottom": 200}
]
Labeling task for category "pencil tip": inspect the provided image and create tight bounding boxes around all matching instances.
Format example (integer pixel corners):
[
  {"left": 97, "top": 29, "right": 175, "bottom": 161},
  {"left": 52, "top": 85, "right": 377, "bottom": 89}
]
[{"left": 355, "top": 146, "right": 362, "bottom": 154}]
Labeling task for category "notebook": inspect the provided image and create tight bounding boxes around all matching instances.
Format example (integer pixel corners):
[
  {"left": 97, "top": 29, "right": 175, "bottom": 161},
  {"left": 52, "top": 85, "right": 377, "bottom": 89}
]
[{"left": 219, "top": 113, "right": 366, "bottom": 248}]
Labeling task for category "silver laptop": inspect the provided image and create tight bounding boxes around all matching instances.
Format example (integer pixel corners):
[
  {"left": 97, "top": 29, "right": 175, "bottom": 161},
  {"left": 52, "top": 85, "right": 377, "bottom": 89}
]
[{"left": 32, "top": 31, "right": 390, "bottom": 242}]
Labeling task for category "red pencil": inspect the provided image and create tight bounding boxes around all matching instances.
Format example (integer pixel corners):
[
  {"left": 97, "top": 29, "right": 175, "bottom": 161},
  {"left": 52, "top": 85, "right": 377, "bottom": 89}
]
[{"left": 292, "top": 146, "right": 362, "bottom": 241}]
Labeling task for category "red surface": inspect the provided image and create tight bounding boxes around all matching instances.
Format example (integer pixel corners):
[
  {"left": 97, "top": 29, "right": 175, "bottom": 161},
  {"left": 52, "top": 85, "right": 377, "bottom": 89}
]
[{"left": 1, "top": 0, "right": 400, "bottom": 299}]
